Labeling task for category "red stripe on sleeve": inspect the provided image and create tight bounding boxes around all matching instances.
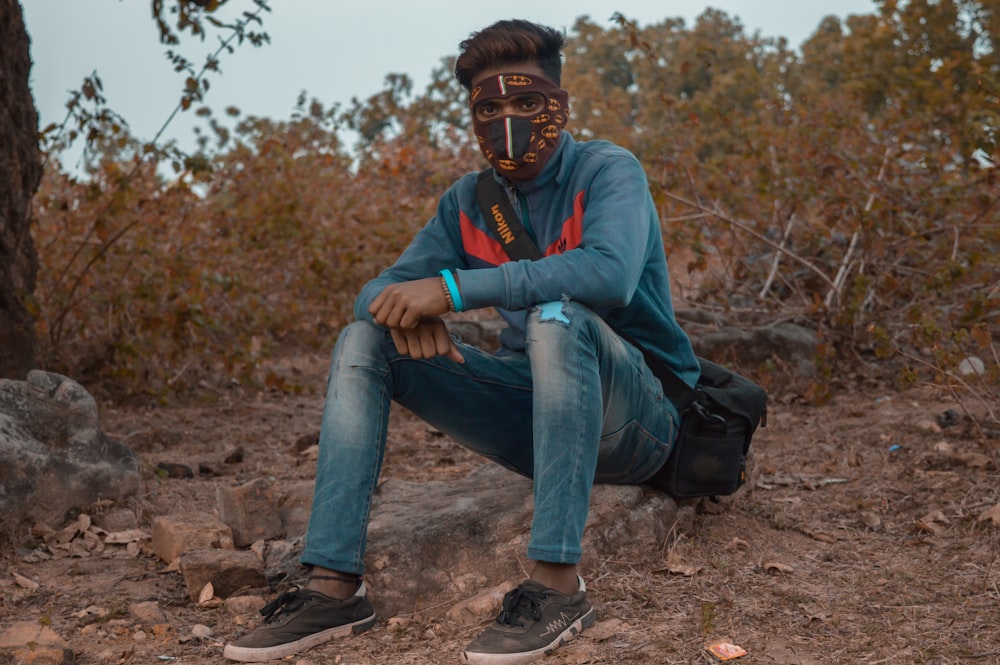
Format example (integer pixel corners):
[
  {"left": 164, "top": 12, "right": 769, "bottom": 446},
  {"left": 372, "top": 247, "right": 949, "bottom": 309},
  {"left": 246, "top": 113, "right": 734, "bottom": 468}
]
[{"left": 461, "top": 211, "right": 511, "bottom": 266}]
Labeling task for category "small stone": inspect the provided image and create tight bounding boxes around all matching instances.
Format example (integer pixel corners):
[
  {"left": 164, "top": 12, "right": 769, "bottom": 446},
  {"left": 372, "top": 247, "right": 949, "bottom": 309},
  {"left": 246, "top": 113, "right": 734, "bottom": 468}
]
[
  {"left": 129, "top": 600, "right": 169, "bottom": 625},
  {"left": 936, "top": 409, "right": 961, "bottom": 429},
  {"left": 224, "top": 446, "right": 245, "bottom": 464},
  {"left": 915, "top": 419, "right": 942, "bottom": 433},
  {"left": 156, "top": 462, "right": 195, "bottom": 479},
  {"left": 191, "top": 624, "right": 214, "bottom": 638},
  {"left": 224, "top": 595, "right": 265, "bottom": 616},
  {"left": 958, "top": 356, "right": 985, "bottom": 377}
]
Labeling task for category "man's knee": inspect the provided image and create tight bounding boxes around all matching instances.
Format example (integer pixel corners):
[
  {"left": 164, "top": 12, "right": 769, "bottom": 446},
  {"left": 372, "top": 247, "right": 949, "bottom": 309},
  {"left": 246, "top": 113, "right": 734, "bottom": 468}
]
[
  {"left": 332, "top": 320, "right": 390, "bottom": 365},
  {"left": 526, "top": 299, "right": 603, "bottom": 341}
]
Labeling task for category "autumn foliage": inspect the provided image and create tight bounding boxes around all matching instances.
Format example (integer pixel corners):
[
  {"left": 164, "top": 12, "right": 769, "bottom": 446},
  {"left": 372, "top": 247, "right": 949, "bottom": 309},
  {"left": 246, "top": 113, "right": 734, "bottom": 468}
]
[{"left": 31, "top": 1, "right": 999, "bottom": 402}]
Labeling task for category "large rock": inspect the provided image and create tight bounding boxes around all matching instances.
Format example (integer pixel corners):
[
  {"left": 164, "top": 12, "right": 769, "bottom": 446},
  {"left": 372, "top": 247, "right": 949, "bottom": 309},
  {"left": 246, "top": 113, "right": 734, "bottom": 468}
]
[
  {"left": 0, "top": 371, "right": 141, "bottom": 528},
  {"left": 449, "top": 317, "right": 817, "bottom": 377},
  {"left": 281, "top": 464, "right": 680, "bottom": 618},
  {"left": 688, "top": 321, "right": 818, "bottom": 376}
]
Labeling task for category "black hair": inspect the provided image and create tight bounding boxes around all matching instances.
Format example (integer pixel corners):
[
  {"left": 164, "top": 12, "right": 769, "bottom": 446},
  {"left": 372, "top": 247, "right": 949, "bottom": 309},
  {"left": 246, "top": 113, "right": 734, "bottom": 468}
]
[{"left": 454, "top": 19, "right": 565, "bottom": 90}]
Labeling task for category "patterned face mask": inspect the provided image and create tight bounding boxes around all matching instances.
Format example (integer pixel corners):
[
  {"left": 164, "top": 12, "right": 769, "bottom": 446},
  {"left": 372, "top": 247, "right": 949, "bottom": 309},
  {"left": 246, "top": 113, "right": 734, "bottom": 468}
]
[{"left": 470, "top": 72, "right": 570, "bottom": 181}]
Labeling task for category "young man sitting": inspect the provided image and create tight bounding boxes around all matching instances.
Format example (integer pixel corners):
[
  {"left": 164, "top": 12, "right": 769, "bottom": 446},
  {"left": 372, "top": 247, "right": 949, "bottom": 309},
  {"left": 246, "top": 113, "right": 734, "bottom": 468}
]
[{"left": 224, "top": 18, "right": 698, "bottom": 665}]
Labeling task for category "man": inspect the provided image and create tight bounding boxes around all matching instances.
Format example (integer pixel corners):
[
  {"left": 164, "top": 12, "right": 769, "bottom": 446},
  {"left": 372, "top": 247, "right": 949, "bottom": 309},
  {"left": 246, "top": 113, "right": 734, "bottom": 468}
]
[{"left": 224, "top": 18, "right": 699, "bottom": 665}]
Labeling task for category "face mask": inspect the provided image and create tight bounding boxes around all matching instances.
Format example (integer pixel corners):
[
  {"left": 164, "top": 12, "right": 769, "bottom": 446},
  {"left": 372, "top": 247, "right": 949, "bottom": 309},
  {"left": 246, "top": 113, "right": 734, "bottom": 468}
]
[{"left": 470, "top": 72, "right": 570, "bottom": 181}]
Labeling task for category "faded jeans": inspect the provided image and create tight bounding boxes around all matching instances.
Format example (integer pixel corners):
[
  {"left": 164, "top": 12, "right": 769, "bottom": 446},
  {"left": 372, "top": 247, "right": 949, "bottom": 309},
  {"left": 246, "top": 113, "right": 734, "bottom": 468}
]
[{"left": 301, "top": 300, "right": 678, "bottom": 574}]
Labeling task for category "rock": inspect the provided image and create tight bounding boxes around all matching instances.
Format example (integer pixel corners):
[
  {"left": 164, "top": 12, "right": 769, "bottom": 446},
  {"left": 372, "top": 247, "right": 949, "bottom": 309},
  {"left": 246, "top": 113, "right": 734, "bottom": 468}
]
[
  {"left": 0, "top": 371, "right": 141, "bottom": 529},
  {"left": 151, "top": 512, "right": 235, "bottom": 564},
  {"left": 173, "top": 462, "right": 679, "bottom": 619},
  {"left": 92, "top": 508, "right": 139, "bottom": 532},
  {"left": 224, "top": 595, "right": 266, "bottom": 616},
  {"left": 129, "top": 600, "right": 170, "bottom": 625},
  {"left": 444, "top": 319, "right": 505, "bottom": 351},
  {"left": 448, "top": 317, "right": 816, "bottom": 378},
  {"left": 694, "top": 322, "right": 818, "bottom": 376},
  {"left": 0, "top": 621, "right": 73, "bottom": 665},
  {"left": 277, "top": 480, "right": 314, "bottom": 538},
  {"left": 179, "top": 548, "right": 268, "bottom": 602},
  {"left": 357, "top": 464, "right": 676, "bottom": 618},
  {"left": 446, "top": 585, "right": 507, "bottom": 625},
  {"left": 958, "top": 356, "right": 985, "bottom": 377},
  {"left": 217, "top": 479, "right": 284, "bottom": 547}
]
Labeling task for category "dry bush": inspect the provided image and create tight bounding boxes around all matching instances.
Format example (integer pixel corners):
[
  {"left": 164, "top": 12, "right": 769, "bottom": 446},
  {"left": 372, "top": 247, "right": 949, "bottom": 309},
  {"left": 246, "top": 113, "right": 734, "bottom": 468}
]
[
  {"left": 30, "top": 5, "right": 999, "bottom": 408},
  {"left": 32, "top": 104, "right": 472, "bottom": 399}
]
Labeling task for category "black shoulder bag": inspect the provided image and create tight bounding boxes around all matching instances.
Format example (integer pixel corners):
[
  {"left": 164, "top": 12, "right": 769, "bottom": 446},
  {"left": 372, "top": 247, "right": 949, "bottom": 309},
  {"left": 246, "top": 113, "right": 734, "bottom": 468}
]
[{"left": 475, "top": 169, "right": 767, "bottom": 498}]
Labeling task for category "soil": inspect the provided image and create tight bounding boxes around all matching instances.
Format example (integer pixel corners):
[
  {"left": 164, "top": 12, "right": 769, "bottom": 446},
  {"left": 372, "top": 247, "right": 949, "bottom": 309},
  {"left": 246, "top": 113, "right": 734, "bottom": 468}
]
[{"left": 3, "top": 352, "right": 999, "bottom": 665}]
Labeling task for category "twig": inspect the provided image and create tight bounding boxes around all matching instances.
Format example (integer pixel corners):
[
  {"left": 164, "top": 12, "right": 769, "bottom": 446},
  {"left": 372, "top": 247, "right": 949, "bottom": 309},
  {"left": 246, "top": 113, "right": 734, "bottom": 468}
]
[
  {"left": 663, "top": 191, "right": 837, "bottom": 292},
  {"left": 47, "top": 4, "right": 270, "bottom": 344},
  {"left": 824, "top": 147, "right": 891, "bottom": 308},
  {"left": 759, "top": 208, "right": 795, "bottom": 299},
  {"left": 826, "top": 229, "right": 860, "bottom": 308}
]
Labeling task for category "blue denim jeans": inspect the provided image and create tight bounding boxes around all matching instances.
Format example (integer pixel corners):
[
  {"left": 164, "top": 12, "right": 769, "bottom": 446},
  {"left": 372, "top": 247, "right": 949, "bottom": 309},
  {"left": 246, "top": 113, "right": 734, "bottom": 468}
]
[{"left": 301, "top": 300, "right": 678, "bottom": 574}]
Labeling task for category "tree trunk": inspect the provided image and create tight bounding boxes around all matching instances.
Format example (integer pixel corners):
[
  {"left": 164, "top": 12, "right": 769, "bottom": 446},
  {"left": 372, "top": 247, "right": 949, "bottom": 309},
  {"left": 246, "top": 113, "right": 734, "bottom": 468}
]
[{"left": 0, "top": 0, "right": 42, "bottom": 379}]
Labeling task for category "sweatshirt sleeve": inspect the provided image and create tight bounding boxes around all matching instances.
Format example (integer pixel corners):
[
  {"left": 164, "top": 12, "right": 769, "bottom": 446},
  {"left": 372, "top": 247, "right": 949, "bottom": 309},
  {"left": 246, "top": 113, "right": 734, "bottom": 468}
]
[
  {"left": 456, "top": 152, "right": 655, "bottom": 312},
  {"left": 353, "top": 188, "right": 467, "bottom": 322}
]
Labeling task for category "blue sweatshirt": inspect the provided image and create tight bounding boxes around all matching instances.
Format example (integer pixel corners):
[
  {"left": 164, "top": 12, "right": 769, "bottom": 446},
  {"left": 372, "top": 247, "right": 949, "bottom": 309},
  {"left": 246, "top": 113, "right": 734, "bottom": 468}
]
[{"left": 355, "top": 132, "right": 700, "bottom": 389}]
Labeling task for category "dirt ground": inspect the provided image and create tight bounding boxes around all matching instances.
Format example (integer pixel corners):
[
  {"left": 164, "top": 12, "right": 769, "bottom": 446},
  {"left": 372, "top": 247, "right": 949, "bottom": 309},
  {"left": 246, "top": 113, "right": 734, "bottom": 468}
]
[{"left": 3, "top": 352, "right": 999, "bottom": 665}]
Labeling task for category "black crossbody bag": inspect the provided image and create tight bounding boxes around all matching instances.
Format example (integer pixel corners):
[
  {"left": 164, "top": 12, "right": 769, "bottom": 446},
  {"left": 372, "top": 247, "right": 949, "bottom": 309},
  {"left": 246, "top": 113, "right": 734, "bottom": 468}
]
[{"left": 475, "top": 169, "right": 767, "bottom": 497}]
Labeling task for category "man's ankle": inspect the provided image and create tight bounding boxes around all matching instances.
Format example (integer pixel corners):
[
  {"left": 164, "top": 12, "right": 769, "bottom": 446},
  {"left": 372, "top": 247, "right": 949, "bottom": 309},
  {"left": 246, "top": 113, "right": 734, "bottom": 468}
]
[
  {"left": 306, "top": 567, "right": 359, "bottom": 600},
  {"left": 529, "top": 561, "right": 579, "bottom": 595}
]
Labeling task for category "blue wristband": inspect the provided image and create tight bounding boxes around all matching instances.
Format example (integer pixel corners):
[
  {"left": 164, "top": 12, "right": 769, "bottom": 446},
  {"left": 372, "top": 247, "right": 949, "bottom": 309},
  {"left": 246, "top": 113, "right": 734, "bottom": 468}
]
[{"left": 439, "top": 269, "right": 463, "bottom": 313}]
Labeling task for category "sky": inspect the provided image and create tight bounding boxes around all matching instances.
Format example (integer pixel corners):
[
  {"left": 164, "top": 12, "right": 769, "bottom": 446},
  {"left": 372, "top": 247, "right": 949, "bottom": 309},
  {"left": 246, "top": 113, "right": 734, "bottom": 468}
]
[{"left": 22, "top": 1, "right": 878, "bottom": 158}]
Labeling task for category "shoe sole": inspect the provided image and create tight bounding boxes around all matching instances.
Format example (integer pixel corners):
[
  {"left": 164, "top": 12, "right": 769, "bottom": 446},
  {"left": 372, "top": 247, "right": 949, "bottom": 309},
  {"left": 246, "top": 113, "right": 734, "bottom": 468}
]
[
  {"left": 460, "top": 606, "right": 596, "bottom": 665},
  {"left": 222, "top": 613, "right": 376, "bottom": 663}
]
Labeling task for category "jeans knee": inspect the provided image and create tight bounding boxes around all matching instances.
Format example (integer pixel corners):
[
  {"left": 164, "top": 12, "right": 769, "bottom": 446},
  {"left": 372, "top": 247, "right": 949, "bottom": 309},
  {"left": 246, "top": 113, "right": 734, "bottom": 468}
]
[
  {"left": 526, "top": 300, "right": 603, "bottom": 348},
  {"left": 332, "top": 320, "right": 390, "bottom": 367}
]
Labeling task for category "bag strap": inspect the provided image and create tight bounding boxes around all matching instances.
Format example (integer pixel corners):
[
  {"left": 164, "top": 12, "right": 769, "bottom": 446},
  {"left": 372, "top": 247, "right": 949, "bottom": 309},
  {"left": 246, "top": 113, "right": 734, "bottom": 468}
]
[
  {"left": 475, "top": 169, "right": 543, "bottom": 261},
  {"left": 473, "top": 168, "right": 698, "bottom": 410}
]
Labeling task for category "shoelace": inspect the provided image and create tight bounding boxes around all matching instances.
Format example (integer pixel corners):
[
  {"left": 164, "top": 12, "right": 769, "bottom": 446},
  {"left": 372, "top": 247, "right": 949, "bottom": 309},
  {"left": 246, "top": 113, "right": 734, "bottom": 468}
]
[
  {"left": 497, "top": 584, "right": 548, "bottom": 627},
  {"left": 259, "top": 586, "right": 309, "bottom": 623}
]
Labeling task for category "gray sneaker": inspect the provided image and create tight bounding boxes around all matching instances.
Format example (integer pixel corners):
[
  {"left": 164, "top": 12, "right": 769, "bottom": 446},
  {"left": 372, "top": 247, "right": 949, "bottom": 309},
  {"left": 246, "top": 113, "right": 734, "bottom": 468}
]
[
  {"left": 461, "top": 577, "right": 595, "bottom": 665},
  {"left": 223, "top": 583, "right": 376, "bottom": 662}
]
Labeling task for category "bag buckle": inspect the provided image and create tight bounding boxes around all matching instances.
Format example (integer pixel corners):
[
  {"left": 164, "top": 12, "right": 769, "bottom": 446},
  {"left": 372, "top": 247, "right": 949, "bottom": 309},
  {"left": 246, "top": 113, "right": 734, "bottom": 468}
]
[{"left": 691, "top": 400, "right": 728, "bottom": 433}]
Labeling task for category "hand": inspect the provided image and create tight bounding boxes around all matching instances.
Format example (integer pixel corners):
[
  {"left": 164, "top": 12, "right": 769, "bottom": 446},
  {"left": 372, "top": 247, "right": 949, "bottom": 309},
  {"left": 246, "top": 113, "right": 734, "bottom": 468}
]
[
  {"left": 388, "top": 317, "right": 465, "bottom": 363},
  {"left": 369, "top": 277, "right": 450, "bottom": 330}
]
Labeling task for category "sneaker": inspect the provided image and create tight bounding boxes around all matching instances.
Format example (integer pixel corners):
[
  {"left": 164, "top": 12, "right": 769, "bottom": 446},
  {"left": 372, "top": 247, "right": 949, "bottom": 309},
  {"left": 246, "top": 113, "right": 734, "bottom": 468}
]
[
  {"left": 223, "top": 582, "right": 376, "bottom": 662},
  {"left": 461, "top": 576, "right": 595, "bottom": 665}
]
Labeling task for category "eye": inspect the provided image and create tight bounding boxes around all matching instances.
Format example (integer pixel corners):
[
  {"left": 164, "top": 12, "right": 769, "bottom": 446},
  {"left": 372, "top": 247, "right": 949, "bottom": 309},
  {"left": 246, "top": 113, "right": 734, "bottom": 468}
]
[
  {"left": 519, "top": 96, "right": 542, "bottom": 112},
  {"left": 475, "top": 101, "right": 499, "bottom": 120}
]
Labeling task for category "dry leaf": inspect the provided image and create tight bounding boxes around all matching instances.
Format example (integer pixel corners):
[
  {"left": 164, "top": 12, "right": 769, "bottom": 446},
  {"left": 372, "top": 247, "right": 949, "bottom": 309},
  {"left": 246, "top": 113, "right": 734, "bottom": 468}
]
[
  {"left": 799, "top": 602, "right": 831, "bottom": 622},
  {"left": 808, "top": 532, "right": 837, "bottom": 543},
  {"left": 952, "top": 452, "right": 991, "bottom": 469},
  {"left": 667, "top": 562, "right": 702, "bottom": 576},
  {"left": 103, "top": 529, "right": 149, "bottom": 544},
  {"left": 661, "top": 551, "right": 702, "bottom": 576},
  {"left": 725, "top": 537, "right": 751, "bottom": 551},
  {"left": 198, "top": 582, "right": 215, "bottom": 606},
  {"left": 915, "top": 509, "right": 949, "bottom": 535},
  {"left": 705, "top": 640, "right": 748, "bottom": 660},
  {"left": 763, "top": 561, "right": 795, "bottom": 574},
  {"left": 588, "top": 618, "right": 626, "bottom": 642},
  {"left": 158, "top": 559, "right": 182, "bottom": 573},
  {"left": 977, "top": 503, "right": 1000, "bottom": 527},
  {"left": 12, "top": 571, "right": 39, "bottom": 592},
  {"left": 860, "top": 511, "right": 882, "bottom": 529}
]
